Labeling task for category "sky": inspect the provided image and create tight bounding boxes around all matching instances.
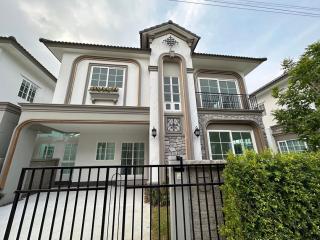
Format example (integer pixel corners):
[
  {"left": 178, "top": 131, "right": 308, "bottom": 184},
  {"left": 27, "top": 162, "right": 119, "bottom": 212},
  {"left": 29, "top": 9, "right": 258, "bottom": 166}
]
[{"left": 0, "top": 0, "right": 320, "bottom": 93}]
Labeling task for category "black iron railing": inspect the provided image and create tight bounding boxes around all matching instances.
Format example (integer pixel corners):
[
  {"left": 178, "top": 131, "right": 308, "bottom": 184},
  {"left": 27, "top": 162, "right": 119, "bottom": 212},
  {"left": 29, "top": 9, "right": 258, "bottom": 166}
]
[
  {"left": 196, "top": 92, "right": 258, "bottom": 110},
  {"left": 4, "top": 163, "right": 225, "bottom": 240}
]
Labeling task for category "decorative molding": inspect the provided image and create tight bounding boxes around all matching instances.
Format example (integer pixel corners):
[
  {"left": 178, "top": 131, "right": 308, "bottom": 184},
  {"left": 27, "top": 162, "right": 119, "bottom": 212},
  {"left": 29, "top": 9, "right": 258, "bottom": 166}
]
[
  {"left": 0, "top": 119, "right": 149, "bottom": 189},
  {"left": 0, "top": 102, "right": 21, "bottom": 115},
  {"left": 186, "top": 68, "right": 194, "bottom": 74},
  {"left": 65, "top": 55, "right": 142, "bottom": 106},
  {"left": 83, "top": 63, "right": 128, "bottom": 105},
  {"left": 194, "top": 69, "right": 246, "bottom": 95},
  {"left": 165, "top": 116, "right": 183, "bottom": 134},
  {"left": 148, "top": 65, "right": 158, "bottom": 72},
  {"left": 19, "top": 103, "right": 150, "bottom": 115},
  {"left": 163, "top": 35, "right": 179, "bottom": 48}
]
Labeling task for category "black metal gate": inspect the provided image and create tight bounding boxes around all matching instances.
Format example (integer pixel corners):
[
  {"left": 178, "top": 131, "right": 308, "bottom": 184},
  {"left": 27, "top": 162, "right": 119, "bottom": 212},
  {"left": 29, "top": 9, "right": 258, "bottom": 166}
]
[{"left": 3, "top": 163, "right": 225, "bottom": 240}]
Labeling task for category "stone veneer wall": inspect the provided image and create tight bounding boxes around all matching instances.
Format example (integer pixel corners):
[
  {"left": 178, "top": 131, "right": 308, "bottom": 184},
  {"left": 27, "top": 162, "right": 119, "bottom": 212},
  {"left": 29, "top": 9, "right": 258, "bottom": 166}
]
[
  {"left": 164, "top": 135, "right": 186, "bottom": 160},
  {"left": 198, "top": 110, "right": 267, "bottom": 159}
]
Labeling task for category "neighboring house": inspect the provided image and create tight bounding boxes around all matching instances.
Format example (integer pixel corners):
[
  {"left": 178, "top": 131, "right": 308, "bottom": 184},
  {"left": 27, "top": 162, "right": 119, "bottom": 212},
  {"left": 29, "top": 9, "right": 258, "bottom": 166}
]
[
  {"left": 0, "top": 20, "right": 268, "bottom": 204},
  {"left": 250, "top": 73, "right": 308, "bottom": 153},
  {"left": 0, "top": 36, "right": 56, "bottom": 171}
]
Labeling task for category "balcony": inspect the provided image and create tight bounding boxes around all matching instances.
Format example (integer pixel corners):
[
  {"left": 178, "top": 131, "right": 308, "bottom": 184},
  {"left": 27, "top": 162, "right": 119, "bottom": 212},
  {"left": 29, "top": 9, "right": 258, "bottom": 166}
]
[{"left": 196, "top": 92, "right": 258, "bottom": 110}]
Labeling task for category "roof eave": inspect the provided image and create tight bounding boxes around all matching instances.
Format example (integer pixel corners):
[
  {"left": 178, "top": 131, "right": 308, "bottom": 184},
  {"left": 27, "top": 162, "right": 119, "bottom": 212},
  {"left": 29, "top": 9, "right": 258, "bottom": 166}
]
[
  {"left": 0, "top": 36, "right": 57, "bottom": 83},
  {"left": 250, "top": 73, "right": 288, "bottom": 96}
]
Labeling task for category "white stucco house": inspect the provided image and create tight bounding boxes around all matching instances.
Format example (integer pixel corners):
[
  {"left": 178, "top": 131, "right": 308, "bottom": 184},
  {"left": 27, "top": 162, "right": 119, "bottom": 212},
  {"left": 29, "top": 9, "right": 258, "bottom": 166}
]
[
  {"left": 0, "top": 36, "right": 56, "bottom": 171},
  {"left": 0, "top": 21, "right": 268, "bottom": 205},
  {"left": 251, "top": 73, "right": 308, "bottom": 153}
]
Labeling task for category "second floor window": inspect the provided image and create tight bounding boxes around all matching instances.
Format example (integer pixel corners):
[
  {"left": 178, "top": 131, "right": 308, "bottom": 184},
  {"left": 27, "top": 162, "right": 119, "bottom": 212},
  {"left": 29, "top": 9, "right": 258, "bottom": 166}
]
[
  {"left": 39, "top": 144, "right": 55, "bottom": 159},
  {"left": 164, "top": 76, "right": 181, "bottom": 111},
  {"left": 199, "top": 79, "right": 240, "bottom": 109},
  {"left": 90, "top": 66, "right": 124, "bottom": 88},
  {"left": 18, "top": 79, "right": 37, "bottom": 102}
]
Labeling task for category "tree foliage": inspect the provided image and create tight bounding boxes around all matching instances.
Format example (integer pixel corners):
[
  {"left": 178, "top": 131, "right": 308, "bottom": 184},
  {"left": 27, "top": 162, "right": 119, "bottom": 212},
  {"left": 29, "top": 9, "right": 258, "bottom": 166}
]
[
  {"left": 221, "top": 151, "right": 320, "bottom": 240},
  {"left": 272, "top": 41, "right": 320, "bottom": 151}
]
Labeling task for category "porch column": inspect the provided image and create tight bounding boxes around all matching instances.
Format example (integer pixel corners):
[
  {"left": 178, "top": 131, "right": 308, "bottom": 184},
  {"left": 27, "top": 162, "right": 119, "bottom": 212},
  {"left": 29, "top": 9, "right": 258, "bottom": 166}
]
[
  {"left": 149, "top": 68, "right": 160, "bottom": 182},
  {"left": 0, "top": 127, "right": 37, "bottom": 205},
  {"left": 186, "top": 71, "right": 202, "bottom": 160}
]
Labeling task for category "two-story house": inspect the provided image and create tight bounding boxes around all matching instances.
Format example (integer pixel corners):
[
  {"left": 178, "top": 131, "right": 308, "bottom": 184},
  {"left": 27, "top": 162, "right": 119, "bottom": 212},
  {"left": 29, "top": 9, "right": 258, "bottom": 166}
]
[
  {"left": 251, "top": 73, "right": 308, "bottom": 153},
  {"left": 0, "top": 36, "right": 56, "bottom": 171},
  {"left": 0, "top": 21, "right": 267, "bottom": 204}
]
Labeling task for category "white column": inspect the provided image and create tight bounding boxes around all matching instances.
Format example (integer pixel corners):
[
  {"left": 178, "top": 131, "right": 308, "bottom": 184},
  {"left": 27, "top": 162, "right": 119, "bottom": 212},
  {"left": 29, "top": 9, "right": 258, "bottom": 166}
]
[
  {"left": 149, "top": 70, "right": 160, "bottom": 182},
  {"left": 186, "top": 72, "right": 202, "bottom": 160},
  {"left": 0, "top": 128, "right": 37, "bottom": 205}
]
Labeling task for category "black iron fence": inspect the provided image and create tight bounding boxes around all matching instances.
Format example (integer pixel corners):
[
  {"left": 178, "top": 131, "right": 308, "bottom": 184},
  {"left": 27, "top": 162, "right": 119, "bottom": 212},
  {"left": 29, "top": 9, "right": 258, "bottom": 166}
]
[
  {"left": 196, "top": 92, "right": 258, "bottom": 110},
  {"left": 4, "top": 163, "right": 225, "bottom": 240}
]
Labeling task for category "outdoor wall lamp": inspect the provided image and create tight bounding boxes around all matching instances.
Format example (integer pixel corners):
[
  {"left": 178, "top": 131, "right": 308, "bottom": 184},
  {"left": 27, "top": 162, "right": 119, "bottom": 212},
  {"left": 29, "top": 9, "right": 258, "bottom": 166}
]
[
  {"left": 152, "top": 127, "right": 157, "bottom": 138},
  {"left": 194, "top": 127, "right": 200, "bottom": 137}
]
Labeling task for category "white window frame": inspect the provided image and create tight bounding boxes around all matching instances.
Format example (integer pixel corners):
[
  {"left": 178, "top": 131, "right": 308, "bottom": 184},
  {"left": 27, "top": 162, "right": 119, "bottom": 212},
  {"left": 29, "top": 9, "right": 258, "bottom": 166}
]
[
  {"left": 18, "top": 78, "right": 38, "bottom": 103},
  {"left": 95, "top": 141, "right": 116, "bottom": 161},
  {"left": 89, "top": 66, "right": 125, "bottom": 88},
  {"left": 39, "top": 144, "right": 55, "bottom": 160},
  {"left": 277, "top": 139, "right": 308, "bottom": 153},
  {"left": 207, "top": 130, "right": 257, "bottom": 160},
  {"left": 197, "top": 78, "right": 242, "bottom": 109},
  {"left": 163, "top": 76, "right": 181, "bottom": 112},
  {"left": 120, "top": 142, "right": 145, "bottom": 175},
  {"left": 61, "top": 143, "right": 78, "bottom": 177}
]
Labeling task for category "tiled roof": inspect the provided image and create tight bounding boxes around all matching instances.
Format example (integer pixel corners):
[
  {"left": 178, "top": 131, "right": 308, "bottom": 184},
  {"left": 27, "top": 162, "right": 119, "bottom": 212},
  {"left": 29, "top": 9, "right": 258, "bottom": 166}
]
[
  {"left": 139, "top": 20, "right": 201, "bottom": 39},
  {"left": 193, "top": 52, "right": 267, "bottom": 62},
  {"left": 39, "top": 38, "right": 151, "bottom": 53},
  {"left": 0, "top": 36, "right": 57, "bottom": 82}
]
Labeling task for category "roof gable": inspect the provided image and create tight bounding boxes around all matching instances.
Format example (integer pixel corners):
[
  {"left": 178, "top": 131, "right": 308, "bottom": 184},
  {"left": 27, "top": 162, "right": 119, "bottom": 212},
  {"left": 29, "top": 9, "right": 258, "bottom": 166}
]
[
  {"left": 0, "top": 36, "right": 57, "bottom": 83},
  {"left": 140, "top": 20, "right": 200, "bottom": 52}
]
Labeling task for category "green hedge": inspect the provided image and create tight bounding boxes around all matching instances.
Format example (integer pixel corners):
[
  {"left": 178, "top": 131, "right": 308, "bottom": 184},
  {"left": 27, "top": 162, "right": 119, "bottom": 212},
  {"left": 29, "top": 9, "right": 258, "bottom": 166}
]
[{"left": 221, "top": 151, "right": 320, "bottom": 240}]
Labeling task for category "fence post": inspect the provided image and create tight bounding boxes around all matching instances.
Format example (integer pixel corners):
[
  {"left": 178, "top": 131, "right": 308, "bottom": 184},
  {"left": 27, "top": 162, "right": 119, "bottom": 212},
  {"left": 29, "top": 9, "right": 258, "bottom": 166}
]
[
  {"left": 3, "top": 168, "right": 26, "bottom": 240},
  {"left": 121, "top": 166, "right": 128, "bottom": 240}
]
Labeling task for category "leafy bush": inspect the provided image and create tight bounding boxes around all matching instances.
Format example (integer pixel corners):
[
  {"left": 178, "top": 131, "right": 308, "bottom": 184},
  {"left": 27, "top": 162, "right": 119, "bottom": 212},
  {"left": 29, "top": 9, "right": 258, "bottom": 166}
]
[{"left": 221, "top": 150, "right": 320, "bottom": 240}]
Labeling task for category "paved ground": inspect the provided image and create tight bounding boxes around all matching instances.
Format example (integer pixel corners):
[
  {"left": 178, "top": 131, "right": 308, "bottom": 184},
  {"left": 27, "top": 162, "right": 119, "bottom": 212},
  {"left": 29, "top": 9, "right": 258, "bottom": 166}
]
[{"left": 0, "top": 187, "right": 151, "bottom": 240}]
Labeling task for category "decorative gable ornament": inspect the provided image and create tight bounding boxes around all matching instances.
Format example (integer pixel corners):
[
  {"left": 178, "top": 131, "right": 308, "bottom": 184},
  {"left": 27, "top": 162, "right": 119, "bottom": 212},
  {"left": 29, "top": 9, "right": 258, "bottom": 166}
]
[{"left": 163, "top": 35, "right": 178, "bottom": 56}]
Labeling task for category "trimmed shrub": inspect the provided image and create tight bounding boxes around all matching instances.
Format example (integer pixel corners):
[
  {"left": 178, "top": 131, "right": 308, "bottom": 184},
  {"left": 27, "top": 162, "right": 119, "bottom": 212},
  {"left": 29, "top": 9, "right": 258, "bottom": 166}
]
[{"left": 221, "top": 150, "right": 320, "bottom": 240}]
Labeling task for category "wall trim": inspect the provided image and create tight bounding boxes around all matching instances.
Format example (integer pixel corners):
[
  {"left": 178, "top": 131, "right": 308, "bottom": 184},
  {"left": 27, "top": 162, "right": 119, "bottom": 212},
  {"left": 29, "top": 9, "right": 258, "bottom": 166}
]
[
  {"left": 158, "top": 53, "right": 194, "bottom": 162},
  {"left": 0, "top": 119, "right": 149, "bottom": 189},
  {"left": 0, "top": 102, "right": 21, "bottom": 115},
  {"left": 64, "top": 55, "right": 142, "bottom": 106},
  {"left": 83, "top": 63, "right": 129, "bottom": 105},
  {"left": 148, "top": 65, "right": 158, "bottom": 71},
  {"left": 194, "top": 69, "right": 246, "bottom": 94},
  {"left": 201, "top": 119, "right": 266, "bottom": 159},
  {"left": 19, "top": 103, "right": 150, "bottom": 114}
]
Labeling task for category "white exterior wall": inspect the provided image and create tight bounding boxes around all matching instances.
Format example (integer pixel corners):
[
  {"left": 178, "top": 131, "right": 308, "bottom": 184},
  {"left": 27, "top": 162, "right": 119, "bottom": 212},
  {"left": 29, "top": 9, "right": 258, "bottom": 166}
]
[
  {"left": 75, "top": 128, "right": 149, "bottom": 181},
  {"left": 149, "top": 34, "right": 202, "bottom": 161},
  {"left": 0, "top": 47, "right": 55, "bottom": 105},
  {"left": 53, "top": 52, "right": 150, "bottom": 107},
  {"left": 255, "top": 80, "right": 288, "bottom": 151}
]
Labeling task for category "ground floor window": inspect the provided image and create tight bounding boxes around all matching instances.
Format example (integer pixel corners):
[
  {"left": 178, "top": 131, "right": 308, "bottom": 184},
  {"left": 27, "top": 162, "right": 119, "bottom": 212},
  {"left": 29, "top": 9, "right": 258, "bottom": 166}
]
[
  {"left": 277, "top": 139, "right": 307, "bottom": 153},
  {"left": 121, "top": 142, "right": 144, "bottom": 175},
  {"left": 39, "top": 144, "right": 55, "bottom": 159},
  {"left": 96, "top": 142, "right": 115, "bottom": 160},
  {"left": 61, "top": 143, "right": 78, "bottom": 175},
  {"left": 208, "top": 131, "right": 255, "bottom": 160}
]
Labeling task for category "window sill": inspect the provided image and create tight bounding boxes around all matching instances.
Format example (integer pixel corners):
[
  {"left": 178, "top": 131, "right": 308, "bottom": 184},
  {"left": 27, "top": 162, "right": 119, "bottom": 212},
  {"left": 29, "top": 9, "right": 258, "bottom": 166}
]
[{"left": 89, "top": 91, "right": 119, "bottom": 104}]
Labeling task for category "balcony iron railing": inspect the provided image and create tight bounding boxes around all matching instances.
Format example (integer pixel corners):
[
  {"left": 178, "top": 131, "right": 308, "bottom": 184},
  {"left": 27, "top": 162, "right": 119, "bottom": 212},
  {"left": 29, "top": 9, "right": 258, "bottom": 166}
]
[{"left": 196, "top": 92, "right": 259, "bottom": 110}]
